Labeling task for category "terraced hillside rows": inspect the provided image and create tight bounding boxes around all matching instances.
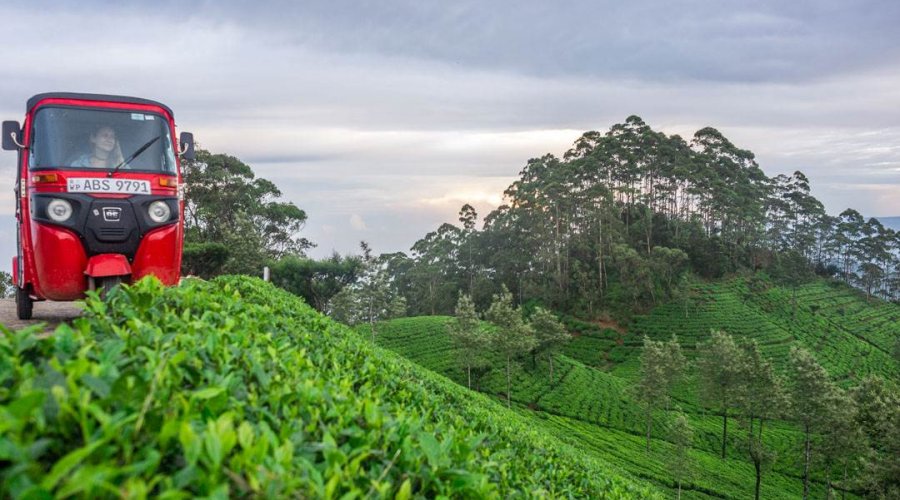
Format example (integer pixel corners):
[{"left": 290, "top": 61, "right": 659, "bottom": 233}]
[
  {"left": 0, "top": 277, "right": 658, "bottom": 498},
  {"left": 611, "top": 279, "right": 900, "bottom": 383},
  {"left": 365, "top": 314, "right": 832, "bottom": 499}
]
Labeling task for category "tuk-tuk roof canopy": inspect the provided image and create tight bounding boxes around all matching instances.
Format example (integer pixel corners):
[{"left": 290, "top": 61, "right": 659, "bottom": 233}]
[{"left": 27, "top": 92, "right": 174, "bottom": 117}]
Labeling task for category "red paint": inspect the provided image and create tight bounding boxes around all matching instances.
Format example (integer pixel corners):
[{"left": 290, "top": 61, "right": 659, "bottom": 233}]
[
  {"left": 85, "top": 254, "right": 132, "bottom": 278},
  {"left": 132, "top": 224, "right": 182, "bottom": 285},
  {"left": 31, "top": 223, "right": 88, "bottom": 300},
  {"left": 28, "top": 98, "right": 174, "bottom": 121}
]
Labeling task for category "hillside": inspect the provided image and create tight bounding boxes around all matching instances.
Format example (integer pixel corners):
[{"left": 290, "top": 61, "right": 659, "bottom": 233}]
[
  {"left": 610, "top": 279, "right": 899, "bottom": 383},
  {"left": 0, "top": 277, "right": 658, "bottom": 498},
  {"left": 366, "top": 277, "right": 900, "bottom": 499}
]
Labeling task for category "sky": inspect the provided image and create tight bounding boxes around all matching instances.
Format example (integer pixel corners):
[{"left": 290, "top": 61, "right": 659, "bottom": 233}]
[{"left": 1, "top": 0, "right": 900, "bottom": 266}]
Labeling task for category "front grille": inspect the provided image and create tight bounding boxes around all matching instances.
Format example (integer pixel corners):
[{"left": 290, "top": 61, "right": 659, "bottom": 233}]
[{"left": 99, "top": 227, "right": 126, "bottom": 237}]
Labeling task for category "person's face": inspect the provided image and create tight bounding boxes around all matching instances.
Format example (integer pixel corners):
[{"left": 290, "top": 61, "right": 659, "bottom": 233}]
[{"left": 91, "top": 127, "right": 116, "bottom": 152}]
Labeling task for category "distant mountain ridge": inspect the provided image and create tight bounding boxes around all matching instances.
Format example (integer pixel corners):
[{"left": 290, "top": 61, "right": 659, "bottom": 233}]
[{"left": 878, "top": 216, "right": 900, "bottom": 230}]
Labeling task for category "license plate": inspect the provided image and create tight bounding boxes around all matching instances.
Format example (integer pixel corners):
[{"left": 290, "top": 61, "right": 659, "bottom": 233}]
[{"left": 67, "top": 178, "right": 151, "bottom": 194}]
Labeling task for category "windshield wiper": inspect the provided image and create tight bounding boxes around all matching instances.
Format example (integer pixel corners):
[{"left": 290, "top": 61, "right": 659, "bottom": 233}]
[{"left": 109, "top": 136, "right": 160, "bottom": 177}]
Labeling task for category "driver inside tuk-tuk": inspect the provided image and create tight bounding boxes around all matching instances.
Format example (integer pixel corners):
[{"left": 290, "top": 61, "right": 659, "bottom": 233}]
[{"left": 69, "top": 125, "right": 125, "bottom": 168}]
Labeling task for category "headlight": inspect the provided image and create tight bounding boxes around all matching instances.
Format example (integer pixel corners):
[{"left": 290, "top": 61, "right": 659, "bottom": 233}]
[
  {"left": 148, "top": 200, "right": 171, "bottom": 223},
  {"left": 47, "top": 199, "right": 73, "bottom": 222}
]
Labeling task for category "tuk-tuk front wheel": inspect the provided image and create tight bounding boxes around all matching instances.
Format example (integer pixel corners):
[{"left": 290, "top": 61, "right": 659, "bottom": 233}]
[
  {"left": 98, "top": 276, "right": 124, "bottom": 297},
  {"left": 16, "top": 286, "right": 33, "bottom": 320}
]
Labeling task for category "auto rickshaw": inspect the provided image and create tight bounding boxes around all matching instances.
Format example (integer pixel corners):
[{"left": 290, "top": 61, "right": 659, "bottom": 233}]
[{"left": 2, "top": 92, "right": 194, "bottom": 319}]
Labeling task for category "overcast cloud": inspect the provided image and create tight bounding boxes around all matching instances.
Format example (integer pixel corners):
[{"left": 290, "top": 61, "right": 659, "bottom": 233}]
[{"left": 1, "top": 1, "right": 899, "bottom": 266}]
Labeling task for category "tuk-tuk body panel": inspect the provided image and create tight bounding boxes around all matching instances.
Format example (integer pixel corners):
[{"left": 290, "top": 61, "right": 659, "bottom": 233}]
[
  {"left": 30, "top": 223, "right": 89, "bottom": 301},
  {"left": 132, "top": 224, "right": 182, "bottom": 286}
]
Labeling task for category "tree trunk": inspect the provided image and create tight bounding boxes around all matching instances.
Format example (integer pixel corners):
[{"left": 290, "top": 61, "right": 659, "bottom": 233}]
[
  {"left": 549, "top": 355, "right": 554, "bottom": 384},
  {"left": 754, "top": 455, "right": 761, "bottom": 500},
  {"left": 677, "top": 480, "right": 681, "bottom": 500},
  {"left": 803, "top": 422, "right": 811, "bottom": 500},
  {"left": 646, "top": 410, "right": 653, "bottom": 452},
  {"left": 721, "top": 409, "right": 728, "bottom": 459},
  {"left": 841, "top": 466, "right": 847, "bottom": 500},
  {"left": 506, "top": 355, "right": 511, "bottom": 408},
  {"left": 369, "top": 298, "right": 375, "bottom": 343},
  {"left": 467, "top": 364, "right": 471, "bottom": 390},
  {"left": 792, "top": 287, "right": 798, "bottom": 321}
]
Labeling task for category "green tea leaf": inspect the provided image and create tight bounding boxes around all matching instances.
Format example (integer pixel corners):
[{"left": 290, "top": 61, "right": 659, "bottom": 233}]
[{"left": 40, "top": 440, "right": 104, "bottom": 490}]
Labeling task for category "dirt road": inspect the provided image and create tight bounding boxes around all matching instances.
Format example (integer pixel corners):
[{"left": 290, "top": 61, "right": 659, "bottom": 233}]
[{"left": 0, "top": 299, "right": 83, "bottom": 333}]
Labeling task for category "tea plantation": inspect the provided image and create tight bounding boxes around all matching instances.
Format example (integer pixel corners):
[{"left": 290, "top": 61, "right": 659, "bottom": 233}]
[
  {"left": 0, "top": 277, "right": 660, "bottom": 498},
  {"left": 367, "top": 278, "right": 900, "bottom": 499},
  {"left": 611, "top": 279, "right": 900, "bottom": 383}
]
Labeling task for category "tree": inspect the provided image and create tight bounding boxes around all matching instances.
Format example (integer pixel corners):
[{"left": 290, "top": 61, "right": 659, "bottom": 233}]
[
  {"left": 668, "top": 411, "right": 694, "bottom": 500},
  {"left": 270, "top": 253, "right": 362, "bottom": 311},
  {"left": 181, "top": 242, "right": 230, "bottom": 278},
  {"left": 634, "top": 337, "right": 669, "bottom": 451},
  {"left": 329, "top": 242, "right": 405, "bottom": 342},
  {"left": 458, "top": 204, "right": 479, "bottom": 294},
  {"left": 738, "top": 340, "right": 787, "bottom": 500},
  {"left": 818, "top": 387, "right": 866, "bottom": 500},
  {"left": 385, "top": 116, "right": 890, "bottom": 338},
  {"left": 787, "top": 347, "right": 834, "bottom": 500},
  {"left": 485, "top": 286, "right": 536, "bottom": 408},
  {"left": 182, "top": 149, "right": 313, "bottom": 275},
  {"left": 612, "top": 244, "right": 654, "bottom": 307},
  {"left": 407, "top": 223, "right": 463, "bottom": 315},
  {"left": 851, "top": 376, "right": 900, "bottom": 498},
  {"left": 662, "top": 335, "right": 686, "bottom": 409},
  {"left": 858, "top": 262, "right": 884, "bottom": 302},
  {"left": 528, "top": 307, "right": 571, "bottom": 383},
  {"left": 697, "top": 330, "right": 746, "bottom": 459},
  {"left": 448, "top": 293, "right": 488, "bottom": 390},
  {"left": 649, "top": 247, "right": 689, "bottom": 301}
]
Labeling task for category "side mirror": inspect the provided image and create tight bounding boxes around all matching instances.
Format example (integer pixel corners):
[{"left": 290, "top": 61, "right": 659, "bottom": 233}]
[
  {"left": 2, "top": 121, "right": 23, "bottom": 151},
  {"left": 179, "top": 131, "right": 195, "bottom": 160}
]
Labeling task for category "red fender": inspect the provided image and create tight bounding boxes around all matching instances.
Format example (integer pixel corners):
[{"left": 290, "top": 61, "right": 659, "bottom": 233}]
[{"left": 85, "top": 254, "right": 132, "bottom": 278}]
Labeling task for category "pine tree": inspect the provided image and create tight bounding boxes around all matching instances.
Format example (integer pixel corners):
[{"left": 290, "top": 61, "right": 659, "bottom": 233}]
[
  {"left": 485, "top": 286, "right": 536, "bottom": 408},
  {"left": 787, "top": 347, "right": 834, "bottom": 500},
  {"left": 697, "top": 330, "right": 746, "bottom": 459},
  {"left": 448, "top": 293, "right": 487, "bottom": 390},
  {"left": 669, "top": 411, "right": 694, "bottom": 500},
  {"left": 529, "top": 307, "right": 571, "bottom": 384},
  {"left": 850, "top": 376, "right": 900, "bottom": 497},
  {"left": 818, "top": 387, "right": 865, "bottom": 499},
  {"left": 634, "top": 337, "right": 668, "bottom": 451},
  {"left": 738, "top": 340, "right": 787, "bottom": 500},
  {"left": 662, "top": 335, "right": 686, "bottom": 409}
]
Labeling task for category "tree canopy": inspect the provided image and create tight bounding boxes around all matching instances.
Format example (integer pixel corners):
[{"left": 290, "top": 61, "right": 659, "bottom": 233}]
[
  {"left": 379, "top": 116, "right": 899, "bottom": 320},
  {"left": 182, "top": 149, "right": 313, "bottom": 276}
]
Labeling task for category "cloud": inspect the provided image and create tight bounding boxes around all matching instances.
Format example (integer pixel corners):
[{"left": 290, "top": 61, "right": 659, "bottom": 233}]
[
  {"left": 349, "top": 214, "right": 368, "bottom": 231},
  {"left": 0, "top": 1, "right": 899, "bottom": 268}
]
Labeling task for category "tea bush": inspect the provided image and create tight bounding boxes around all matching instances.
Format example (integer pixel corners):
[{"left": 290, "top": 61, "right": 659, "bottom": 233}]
[{"left": 0, "top": 276, "right": 658, "bottom": 498}]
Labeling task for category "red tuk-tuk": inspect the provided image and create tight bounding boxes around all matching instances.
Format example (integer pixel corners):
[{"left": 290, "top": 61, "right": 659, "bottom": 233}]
[{"left": 2, "top": 93, "right": 194, "bottom": 319}]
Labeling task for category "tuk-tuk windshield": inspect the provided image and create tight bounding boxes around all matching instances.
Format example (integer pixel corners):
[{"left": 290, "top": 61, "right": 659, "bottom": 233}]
[{"left": 29, "top": 106, "right": 177, "bottom": 173}]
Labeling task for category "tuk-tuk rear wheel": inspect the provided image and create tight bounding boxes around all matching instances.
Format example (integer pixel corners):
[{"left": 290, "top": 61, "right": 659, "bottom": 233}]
[{"left": 16, "top": 286, "right": 33, "bottom": 320}]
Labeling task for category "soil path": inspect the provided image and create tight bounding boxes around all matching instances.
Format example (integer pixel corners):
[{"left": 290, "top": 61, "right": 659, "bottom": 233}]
[{"left": 0, "top": 298, "right": 83, "bottom": 333}]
